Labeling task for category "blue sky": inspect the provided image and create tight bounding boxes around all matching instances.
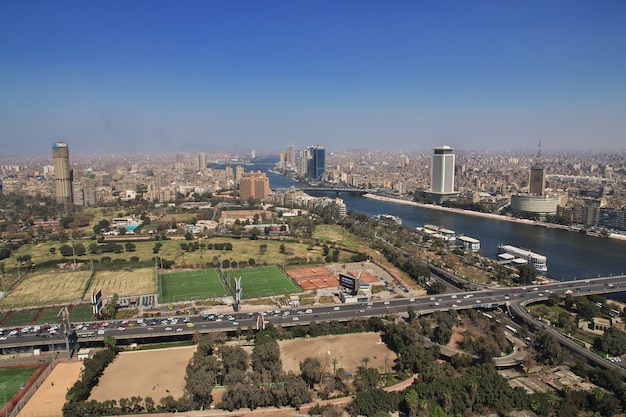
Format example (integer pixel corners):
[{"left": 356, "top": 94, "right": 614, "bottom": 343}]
[{"left": 1, "top": 1, "right": 625, "bottom": 156}]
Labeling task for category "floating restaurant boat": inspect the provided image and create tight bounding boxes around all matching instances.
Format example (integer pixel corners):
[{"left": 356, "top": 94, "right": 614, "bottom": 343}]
[
  {"left": 374, "top": 214, "right": 402, "bottom": 225},
  {"left": 497, "top": 244, "right": 547, "bottom": 272}
]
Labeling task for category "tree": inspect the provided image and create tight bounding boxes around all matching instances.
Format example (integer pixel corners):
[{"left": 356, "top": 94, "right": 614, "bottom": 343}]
[
  {"left": 59, "top": 244, "right": 73, "bottom": 257},
  {"left": 73, "top": 243, "right": 86, "bottom": 256},
  {"left": 249, "top": 228, "right": 261, "bottom": 240},
  {"left": 103, "top": 336, "right": 117, "bottom": 351},
  {"left": 124, "top": 242, "right": 136, "bottom": 252},
  {"left": 220, "top": 345, "right": 249, "bottom": 374},
  {"left": 88, "top": 242, "right": 100, "bottom": 254},
  {"left": 279, "top": 244, "right": 286, "bottom": 254},
  {"left": 517, "top": 264, "right": 538, "bottom": 285},
  {"left": 533, "top": 329, "right": 563, "bottom": 365},
  {"left": 299, "top": 357, "right": 323, "bottom": 388},
  {"left": 595, "top": 327, "right": 626, "bottom": 356}
]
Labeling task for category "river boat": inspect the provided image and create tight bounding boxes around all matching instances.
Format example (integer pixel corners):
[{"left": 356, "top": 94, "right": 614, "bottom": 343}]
[
  {"left": 498, "top": 244, "right": 547, "bottom": 273},
  {"left": 374, "top": 214, "right": 402, "bottom": 225}
]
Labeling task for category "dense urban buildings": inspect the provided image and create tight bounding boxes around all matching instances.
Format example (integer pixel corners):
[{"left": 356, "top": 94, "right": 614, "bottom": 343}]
[{"left": 0, "top": 145, "right": 624, "bottom": 232}]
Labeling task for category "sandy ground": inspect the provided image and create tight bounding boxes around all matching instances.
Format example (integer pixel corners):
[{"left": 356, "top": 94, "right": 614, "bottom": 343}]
[
  {"left": 89, "top": 346, "right": 196, "bottom": 402},
  {"left": 280, "top": 332, "right": 396, "bottom": 374},
  {"left": 17, "top": 361, "right": 84, "bottom": 417}
]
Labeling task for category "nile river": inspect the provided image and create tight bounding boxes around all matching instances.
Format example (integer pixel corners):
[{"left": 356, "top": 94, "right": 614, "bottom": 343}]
[{"left": 255, "top": 163, "right": 626, "bottom": 282}]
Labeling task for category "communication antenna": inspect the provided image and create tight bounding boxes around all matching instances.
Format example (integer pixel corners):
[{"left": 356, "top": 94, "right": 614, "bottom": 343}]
[{"left": 536, "top": 140, "right": 542, "bottom": 161}]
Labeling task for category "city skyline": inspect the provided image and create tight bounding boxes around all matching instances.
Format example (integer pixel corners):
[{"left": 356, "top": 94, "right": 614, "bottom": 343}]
[{"left": 1, "top": 1, "right": 625, "bottom": 156}]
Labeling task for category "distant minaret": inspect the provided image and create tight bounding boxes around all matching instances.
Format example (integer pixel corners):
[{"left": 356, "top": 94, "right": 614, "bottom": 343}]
[
  {"left": 52, "top": 141, "right": 73, "bottom": 205},
  {"left": 529, "top": 141, "right": 546, "bottom": 195}
]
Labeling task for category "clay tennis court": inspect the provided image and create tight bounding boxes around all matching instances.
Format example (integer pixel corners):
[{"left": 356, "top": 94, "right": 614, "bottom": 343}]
[
  {"left": 17, "top": 361, "right": 84, "bottom": 417},
  {"left": 89, "top": 346, "right": 195, "bottom": 402},
  {"left": 286, "top": 266, "right": 379, "bottom": 291}
]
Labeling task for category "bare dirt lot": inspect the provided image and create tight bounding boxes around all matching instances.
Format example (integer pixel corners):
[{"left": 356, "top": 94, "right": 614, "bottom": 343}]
[
  {"left": 17, "top": 361, "right": 84, "bottom": 417},
  {"left": 89, "top": 346, "right": 195, "bottom": 403},
  {"left": 280, "top": 332, "right": 396, "bottom": 374}
]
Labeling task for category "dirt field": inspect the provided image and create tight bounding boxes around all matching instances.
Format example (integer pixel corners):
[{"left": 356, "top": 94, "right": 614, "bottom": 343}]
[
  {"left": 17, "top": 361, "right": 84, "bottom": 417},
  {"left": 89, "top": 346, "right": 195, "bottom": 403},
  {"left": 280, "top": 332, "right": 396, "bottom": 374},
  {"left": 89, "top": 268, "right": 156, "bottom": 299},
  {"left": 0, "top": 270, "right": 90, "bottom": 309}
]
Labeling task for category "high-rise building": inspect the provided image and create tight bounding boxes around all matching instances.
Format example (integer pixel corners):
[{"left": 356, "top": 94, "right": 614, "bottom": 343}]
[
  {"left": 198, "top": 152, "right": 207, "bottom": 170},
  {"left": 286, "top": 144, "right": 296, "bottom": 167},
  {"left": 529, "top": 165, "right": 546, "bottom": 195},
  {"left": 52, "top": 141, "right": 73, "bottom": 205},
  {"left": 430, "top": 145, "right": 455, "bottom": 194},
  {"left": 306, "top": 145, "right": 325, "bottom": 179},
  {"left": 239, "top": 171, "right": 270, "bottom": 201}
]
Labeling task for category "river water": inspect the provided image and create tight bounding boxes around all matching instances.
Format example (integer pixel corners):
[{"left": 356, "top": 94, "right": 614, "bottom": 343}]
[{"left": 247, "top": 162, "right": 626, "bottom": 282}]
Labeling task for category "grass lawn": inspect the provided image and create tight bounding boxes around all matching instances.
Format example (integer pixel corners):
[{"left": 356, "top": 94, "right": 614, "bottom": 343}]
[
  {"left": 71, "top": 304, "right": 95, "bottom": 322},
  {"left": 158, "top": 269, "right": 229, "bottom": 303},
  {"left": 0, "top": 270, "right": 89, "bottom": 309},
  {"left": 35, "top": 308, "right": 63, "bottom": 325},
  {"left": 2, "top": 310, "right": 38, "bottom": 326},
  {"left": 7, "top": 237, "right": 338, "bottom": 270},
  {"left": 90, "top": 268, "right": 156, "bottom": 299},
  {"left": 313, "top": 224, "right": 364, "bottom": 250},
  {"left": 224, "top": 266, "right": 301, "bottom": 299},
  {"left": 0, "top": 366, "right": 40, "bottom": 410}
]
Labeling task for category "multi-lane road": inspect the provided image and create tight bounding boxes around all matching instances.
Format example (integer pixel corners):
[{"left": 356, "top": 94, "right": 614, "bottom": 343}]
[{"left": 3, "top": 275, "right": 626, "bottom": 369}]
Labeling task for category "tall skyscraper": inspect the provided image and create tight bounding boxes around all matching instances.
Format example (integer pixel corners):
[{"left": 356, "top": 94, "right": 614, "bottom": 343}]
[
  {"left": 529, "top": 142, "right": 546, "bottom": 195},
  {"left": 430, "top": 145, "right": 455, "bottom": 194},
  {"left": 306, "top": 145, "right": 325, "bottom": 179},
  {"left": 52, "top": 141, "right": 73, "bottom": 205},
  {"left": 529, "top": 165, "right": 546, "bottom": 195},
  {"left": 198, "top": 152, "right": 207, "bottom": 170},
  {"left": 286, "top": 144, "right": 296, "bottom": 167}
]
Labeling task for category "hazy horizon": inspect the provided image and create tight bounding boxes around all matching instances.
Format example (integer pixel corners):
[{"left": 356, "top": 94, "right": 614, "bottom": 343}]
[{"left": 1, "top": 1, "right": 625, "bottom": 157}]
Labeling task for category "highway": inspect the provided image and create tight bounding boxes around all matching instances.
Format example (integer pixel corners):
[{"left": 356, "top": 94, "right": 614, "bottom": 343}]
[{"left": 3, "top": 274, "right": 626, "bottom": 368}]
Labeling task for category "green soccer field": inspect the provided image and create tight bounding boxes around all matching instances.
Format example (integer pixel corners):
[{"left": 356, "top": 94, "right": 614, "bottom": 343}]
[
  {"left": 158, "top": 269, "right": 229, "bottom": 303},
  {"left": 71, "top": 304, "right": 95, "bottom": 322},
  {"left": 0, "top": 365, "right": 40, "bottom": 410},
  {"left": 35, "top": 308, "right": 62, "bottom": 325},
  {"left": 3, "top": 309, "right": 38, "bottom": 326},
  {"left": 225, "top": 266, "right": 301, "bottom": 299}
]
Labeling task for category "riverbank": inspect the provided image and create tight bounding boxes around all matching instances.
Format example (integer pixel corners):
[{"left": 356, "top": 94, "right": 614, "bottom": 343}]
[{"left": 363, "top": 193, "right": 626, "bottom": 241}]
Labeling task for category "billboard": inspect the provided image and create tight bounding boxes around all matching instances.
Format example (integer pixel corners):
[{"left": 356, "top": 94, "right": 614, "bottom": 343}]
[
  {"left": 91, "top": 289, "right": 102, "bottom": 305},
  {"left": 339, "top": 273, "right": 360, "bottom": 293}
]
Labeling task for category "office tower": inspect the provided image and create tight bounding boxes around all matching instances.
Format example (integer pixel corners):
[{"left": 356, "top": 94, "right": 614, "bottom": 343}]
[
  {"left": 198, "top": 152, "right": 207, "bottom": 170},
  {"left": 286, "top": 144, "right": 296, "bottom": 167},
  {"left": 430, "top": 145, "right": 455, "bottom": 194},
  {"left": 529, "top": 165, "right": 546, "bottom": 195},
  {"left": 239, "top": 171, "right": 270, "bottom": 200},
  {"left": 52, "top": 141, "right": 73, "bottom": 204},
  {"left": 250, "top": 149, "right": 256, "bottom": 159},
  {"left": 306, "top": 145, "right": 325, "bottom": 179}
]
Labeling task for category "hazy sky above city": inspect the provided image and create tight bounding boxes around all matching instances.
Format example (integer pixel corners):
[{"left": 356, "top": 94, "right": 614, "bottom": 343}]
[{"left": 1, "top": 1, "right": 625, "bottom": 157}]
